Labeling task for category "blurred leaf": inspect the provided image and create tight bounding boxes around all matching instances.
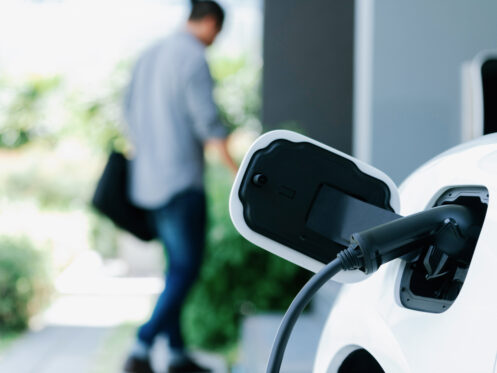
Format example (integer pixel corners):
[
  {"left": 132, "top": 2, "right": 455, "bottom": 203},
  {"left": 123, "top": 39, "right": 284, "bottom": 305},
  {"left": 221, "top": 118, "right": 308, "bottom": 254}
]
[{"left": 0, "top": 237, "right": 52, "bottom": 331}]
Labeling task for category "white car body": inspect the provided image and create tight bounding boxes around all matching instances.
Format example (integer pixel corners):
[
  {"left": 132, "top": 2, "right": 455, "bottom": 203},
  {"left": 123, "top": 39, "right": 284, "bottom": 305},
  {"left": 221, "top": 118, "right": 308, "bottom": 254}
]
[{"left": 314, "top": 134, "right": 497, "bottom": 373}]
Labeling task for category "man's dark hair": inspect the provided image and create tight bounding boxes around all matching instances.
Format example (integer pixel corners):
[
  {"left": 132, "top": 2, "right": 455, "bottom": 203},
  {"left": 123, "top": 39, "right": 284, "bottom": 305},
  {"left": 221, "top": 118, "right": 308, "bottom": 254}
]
[{"left": 189, "top": 0, "right": 225, "bottom": 28}]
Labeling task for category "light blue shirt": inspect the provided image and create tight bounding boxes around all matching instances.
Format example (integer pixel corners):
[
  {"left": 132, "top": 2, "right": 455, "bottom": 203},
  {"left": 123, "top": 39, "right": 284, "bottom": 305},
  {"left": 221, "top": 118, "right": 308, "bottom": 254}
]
[{"left": 124, "top": 30, "right": 228, "bottom": 209}]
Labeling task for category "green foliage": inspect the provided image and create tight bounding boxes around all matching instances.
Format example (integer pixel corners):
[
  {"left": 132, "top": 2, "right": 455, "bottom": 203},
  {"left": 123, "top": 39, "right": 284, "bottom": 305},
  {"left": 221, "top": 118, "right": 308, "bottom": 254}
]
[
  {"left": 2, "top": 159, "right": 85, "bottom": 210},
  {"left": 183, "top": 165, "right": 310, "bottom": 349},
  {"left": 0, "top": 142, "right": 103, "bottom": 211},
  {"left": 0, "top": 237, "right": 52, "bottom": 331},
  {"left": 0, "top": 64, "right": 130, "bottom": 154},
  {"left": 0, "top": 76, "right": 61, "bottom": 148},
  {"left": 64, "top": 62, "right": 132, "bottom": 154},
  {"left": 0, "top": 55, "right": 301, "bottom": 350},
  {"left": 211, "top": 57, "right": 262, "bottom": 132},
  {"left": 0, "top": 57, "right": 258, "bottom": 154}
]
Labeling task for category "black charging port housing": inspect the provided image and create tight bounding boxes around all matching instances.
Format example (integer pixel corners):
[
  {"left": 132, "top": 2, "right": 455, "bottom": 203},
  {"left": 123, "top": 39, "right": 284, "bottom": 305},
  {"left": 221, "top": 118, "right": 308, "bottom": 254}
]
[
  {"left": 238, "top": 139, "right": 398, "bottom": 265},
  {"left": 399, "top": 187, "right": 488, "bottom": 313}
]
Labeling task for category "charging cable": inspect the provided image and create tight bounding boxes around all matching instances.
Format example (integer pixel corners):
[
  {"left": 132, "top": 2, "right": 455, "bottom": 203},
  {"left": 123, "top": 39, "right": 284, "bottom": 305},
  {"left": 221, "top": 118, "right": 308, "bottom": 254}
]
[{"left": 266, "top": 204, "right": 477, "bottom": 373}]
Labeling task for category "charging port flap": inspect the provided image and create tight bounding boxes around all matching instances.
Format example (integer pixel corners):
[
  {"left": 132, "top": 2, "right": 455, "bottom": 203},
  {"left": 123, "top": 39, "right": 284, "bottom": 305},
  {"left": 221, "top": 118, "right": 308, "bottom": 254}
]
[
  {"left": 229, "top": 130, "right": 401, "bottom": 282},
  {"left": 237, "top": 137, "right": 399, "bottom": 266}
]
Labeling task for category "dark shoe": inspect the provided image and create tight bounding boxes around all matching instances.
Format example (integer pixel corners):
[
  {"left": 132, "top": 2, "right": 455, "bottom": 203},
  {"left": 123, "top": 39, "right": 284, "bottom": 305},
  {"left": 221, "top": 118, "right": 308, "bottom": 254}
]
[
  {"left": 124, "top": 355, "right": 154, "bottom": 373},
  {"left": 168, "top": 356, "right": 211, "bottom": 373}
]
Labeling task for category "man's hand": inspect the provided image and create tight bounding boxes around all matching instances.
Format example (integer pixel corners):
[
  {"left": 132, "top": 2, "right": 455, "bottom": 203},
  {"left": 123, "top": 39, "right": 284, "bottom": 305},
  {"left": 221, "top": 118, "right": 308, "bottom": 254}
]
[{"left": 205, "top": 138, "right": 239, "bottom": 175}]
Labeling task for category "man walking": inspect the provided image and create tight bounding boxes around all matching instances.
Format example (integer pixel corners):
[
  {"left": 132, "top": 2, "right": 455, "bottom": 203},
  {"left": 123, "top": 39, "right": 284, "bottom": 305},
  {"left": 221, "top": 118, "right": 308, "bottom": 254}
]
[{"left": 123, "top": 1, "right": 237, "bottom": 372}]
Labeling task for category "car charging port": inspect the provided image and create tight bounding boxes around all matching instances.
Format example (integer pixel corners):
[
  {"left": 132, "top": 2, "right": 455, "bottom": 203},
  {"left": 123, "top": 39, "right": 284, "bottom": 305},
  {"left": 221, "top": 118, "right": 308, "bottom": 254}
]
[{"left": 399, "top": 187, "right": 488, "bottom": 313}]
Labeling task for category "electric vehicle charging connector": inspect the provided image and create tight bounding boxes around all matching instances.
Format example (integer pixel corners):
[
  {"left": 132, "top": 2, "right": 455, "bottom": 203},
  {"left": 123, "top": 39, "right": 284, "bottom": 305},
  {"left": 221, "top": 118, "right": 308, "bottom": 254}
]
[{"left": 267, "top": 204, "right": 479, "bottom": 373}]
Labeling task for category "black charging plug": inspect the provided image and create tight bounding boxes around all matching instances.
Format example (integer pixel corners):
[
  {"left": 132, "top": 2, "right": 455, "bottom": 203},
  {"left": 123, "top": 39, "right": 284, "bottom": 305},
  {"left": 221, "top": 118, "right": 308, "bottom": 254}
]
[
  {"left": 266, "top": 204, "right": 479, "bottom": 373},
  {"left": 342, "top": 204, "right": 478, "bottom": 274}
]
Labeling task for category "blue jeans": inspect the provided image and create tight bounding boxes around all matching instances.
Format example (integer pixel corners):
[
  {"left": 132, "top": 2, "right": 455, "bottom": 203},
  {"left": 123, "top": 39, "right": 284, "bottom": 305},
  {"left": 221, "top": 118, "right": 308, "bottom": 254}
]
[{"left": 137, "top": 189, "right": 206, "bottom": 350}]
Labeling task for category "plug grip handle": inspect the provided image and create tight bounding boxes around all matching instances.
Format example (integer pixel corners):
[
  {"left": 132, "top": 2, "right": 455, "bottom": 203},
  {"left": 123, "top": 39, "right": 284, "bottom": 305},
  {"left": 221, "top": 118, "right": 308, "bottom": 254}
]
[{"left": 350, "top": 205, "right": 477, "bottom": 274}]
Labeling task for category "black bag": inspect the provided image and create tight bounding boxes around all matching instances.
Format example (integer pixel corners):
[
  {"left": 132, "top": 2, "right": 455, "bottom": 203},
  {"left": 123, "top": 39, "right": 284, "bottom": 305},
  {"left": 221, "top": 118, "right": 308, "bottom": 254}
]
[{"left": 92, "top": 152, "right": 157, "bottom": 241}]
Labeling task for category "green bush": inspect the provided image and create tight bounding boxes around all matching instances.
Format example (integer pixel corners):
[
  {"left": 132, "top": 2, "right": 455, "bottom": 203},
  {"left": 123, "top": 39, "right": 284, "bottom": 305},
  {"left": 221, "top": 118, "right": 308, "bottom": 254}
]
[
  {"left": 0, "top": 76, "right": 61, "bottom": 148},
  {"left": 182, "top": 166, "right": 310, "bottom": 350},
  {"left": 211, "top": 57, "right": 262, "bottom": 133},
  {"left": 0, "top": 237, "right": 52, "bottom": 331}
]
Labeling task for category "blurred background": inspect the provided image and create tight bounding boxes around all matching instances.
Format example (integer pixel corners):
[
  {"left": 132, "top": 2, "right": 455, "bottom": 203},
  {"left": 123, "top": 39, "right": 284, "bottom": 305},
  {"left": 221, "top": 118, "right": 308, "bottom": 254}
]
[
  {"left": 0, "top": 0, "right": 308, "bottom": 372},
  {"left": 1, "top": 0, "right": 497, "bottom": 372}
]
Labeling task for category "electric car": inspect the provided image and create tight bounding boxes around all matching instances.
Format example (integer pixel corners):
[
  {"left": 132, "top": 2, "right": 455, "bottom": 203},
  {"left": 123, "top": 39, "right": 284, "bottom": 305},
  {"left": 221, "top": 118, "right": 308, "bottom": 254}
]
[{"left": 230, "top": 130, "right": 497, "bottom": 373}]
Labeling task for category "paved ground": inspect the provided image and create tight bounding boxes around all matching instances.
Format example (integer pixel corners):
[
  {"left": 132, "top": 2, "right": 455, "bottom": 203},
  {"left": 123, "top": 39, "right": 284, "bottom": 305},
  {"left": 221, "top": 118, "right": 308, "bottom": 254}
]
[
  {"left": 0, "top": 247, "right": 339, "bottom": 373},
  {"left": 0, "top": 325, "right": 111, "bottom": 373},
  {"left": 237, "top": 314, "right": 324, "bottom": 373},
  {"left": 0, "top": 324, "right": 227, "bottom": 373},
  {"left": 235, "top": 282, "right": 341, "bottom": 373},
  {"left": 0, "top": 250, "right": 227, "bottom": 373}
]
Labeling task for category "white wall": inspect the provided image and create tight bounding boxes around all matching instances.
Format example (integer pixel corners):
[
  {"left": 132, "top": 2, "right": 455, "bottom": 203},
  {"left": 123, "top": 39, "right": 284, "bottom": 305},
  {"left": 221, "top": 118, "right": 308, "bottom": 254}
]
[{"left": 354, "top": 0, "right": 497, "bottom": 183}]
